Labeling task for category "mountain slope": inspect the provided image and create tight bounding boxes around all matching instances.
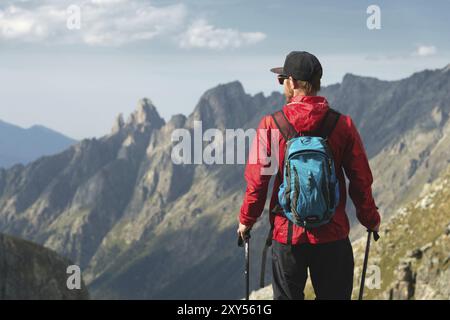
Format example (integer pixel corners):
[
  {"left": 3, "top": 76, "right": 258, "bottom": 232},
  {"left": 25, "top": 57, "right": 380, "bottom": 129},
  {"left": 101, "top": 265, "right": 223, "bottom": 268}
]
[
  {"left": 0, "top": 233, "right": 89, "bottom": 299},
  {"left": 0, "top": 66, "right": 449, "bottom": 299},
  {"left": 251, "top": 164, "right": 450, "bottom": 300},
  {"left": 0, "top": 119, "right": 77, "bottom": 169},
  {"left": 354, "top": 164, "right": 450, "bottom": 299}
]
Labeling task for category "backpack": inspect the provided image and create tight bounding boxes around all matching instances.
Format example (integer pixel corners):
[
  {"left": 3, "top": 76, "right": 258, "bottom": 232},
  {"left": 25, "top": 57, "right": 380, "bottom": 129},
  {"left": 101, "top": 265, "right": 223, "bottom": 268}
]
[{"left": 271, "top": 108, "right": 341, "bottom": 229}]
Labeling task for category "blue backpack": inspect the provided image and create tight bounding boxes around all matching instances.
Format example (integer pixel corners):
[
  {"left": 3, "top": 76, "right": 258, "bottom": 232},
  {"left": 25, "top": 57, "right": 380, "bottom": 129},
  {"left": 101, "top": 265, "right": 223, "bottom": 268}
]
[{"left": 272, "top": 108, "right": 341, "bottom": 229}]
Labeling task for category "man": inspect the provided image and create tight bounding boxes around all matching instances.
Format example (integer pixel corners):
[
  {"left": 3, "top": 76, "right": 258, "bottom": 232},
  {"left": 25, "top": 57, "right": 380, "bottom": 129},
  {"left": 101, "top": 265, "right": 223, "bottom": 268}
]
[{"left": 237, "top": 51, "right": 381, "bottom": 300}]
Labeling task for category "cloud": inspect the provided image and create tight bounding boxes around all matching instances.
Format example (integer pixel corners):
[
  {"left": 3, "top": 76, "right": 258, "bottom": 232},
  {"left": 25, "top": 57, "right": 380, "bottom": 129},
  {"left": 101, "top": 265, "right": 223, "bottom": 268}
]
[
  {"left": 413, "top": 45, "right": 437, "bottom": 57},
  {"left": 178, "top": 19, "right": 266, "bottom": 50},
  {"left": 0, "top": 1, "right": 266, "bottom": 49},
  {"left": 0, "top": 5, "right": 66, "bottom": 41},
  {"left": 90, "top": 0, "right": 128, "bottom": 4},
  {"left": 80, "top": 1, "right": 187, "bottom": 46},
  {"left": 0, "top": 0, "right": 188, "bottom": 46}
]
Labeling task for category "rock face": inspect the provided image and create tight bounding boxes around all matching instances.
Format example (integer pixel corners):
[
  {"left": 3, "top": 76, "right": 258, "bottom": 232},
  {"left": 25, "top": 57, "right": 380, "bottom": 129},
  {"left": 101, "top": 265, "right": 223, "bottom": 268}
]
[
  {"left": 388, "top": 262, "right": 415, "bottom": 300},
  {"left": 386, "top": 226, "right": 449, "bottom": 300},
  {"left": 356, "top": 164, "right": 450, "bottom": 300},
  {"left": 0, "top": 233, "right": 89, "bottom": 299},
  {"left": 0, "top": 65, "right": 450, "bottom": 299}
]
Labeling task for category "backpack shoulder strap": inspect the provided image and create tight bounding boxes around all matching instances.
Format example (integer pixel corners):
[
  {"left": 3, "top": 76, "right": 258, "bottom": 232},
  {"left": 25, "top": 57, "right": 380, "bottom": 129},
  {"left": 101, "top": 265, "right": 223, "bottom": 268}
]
[
  {"left": 316, "top": 108, "right": 341, "bottom": 139},
  {"left": 271, "top": 109, "right": 297, "bottom": 141},
  {"left": 270, "top": 109, "right": 296, "bottom": 243}
]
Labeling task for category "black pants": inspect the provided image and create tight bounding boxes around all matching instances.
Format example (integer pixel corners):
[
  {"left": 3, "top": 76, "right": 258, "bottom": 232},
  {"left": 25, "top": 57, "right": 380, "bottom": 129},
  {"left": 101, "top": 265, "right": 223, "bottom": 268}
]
[{"left": 272, "top": 237, "right": 354, "bottom": 300}]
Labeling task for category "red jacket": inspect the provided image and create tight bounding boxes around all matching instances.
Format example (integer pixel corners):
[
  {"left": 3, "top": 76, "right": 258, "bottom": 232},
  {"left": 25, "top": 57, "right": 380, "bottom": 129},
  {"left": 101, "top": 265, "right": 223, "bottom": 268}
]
[{"left": 239, "top": 95, "right": 381, "bottom": 244}]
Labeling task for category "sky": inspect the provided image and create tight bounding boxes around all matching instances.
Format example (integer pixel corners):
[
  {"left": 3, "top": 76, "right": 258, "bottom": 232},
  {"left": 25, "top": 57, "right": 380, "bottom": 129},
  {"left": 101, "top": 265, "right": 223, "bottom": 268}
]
[{"left": 0, "top": 0, "right": 449, "bottom": 140}]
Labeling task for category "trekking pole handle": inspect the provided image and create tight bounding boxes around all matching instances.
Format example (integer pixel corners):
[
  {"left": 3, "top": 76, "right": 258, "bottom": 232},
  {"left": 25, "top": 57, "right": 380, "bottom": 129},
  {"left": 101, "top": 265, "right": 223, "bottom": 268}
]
[
  {"left": 373, "top": 231, "right": 380, "bottom": 241},
  {"left": 368, "top": 229, "right": 380, "bottom": 242},
  {"left": 237, "top": 230, "right": 251, "bottom": 247}
]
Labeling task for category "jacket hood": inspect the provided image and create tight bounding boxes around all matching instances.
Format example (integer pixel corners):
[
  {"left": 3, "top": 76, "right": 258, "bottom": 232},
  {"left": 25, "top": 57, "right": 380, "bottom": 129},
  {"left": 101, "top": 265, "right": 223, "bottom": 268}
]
[{"left": 282, "top": 95, "right": 330, "bottom": 133}]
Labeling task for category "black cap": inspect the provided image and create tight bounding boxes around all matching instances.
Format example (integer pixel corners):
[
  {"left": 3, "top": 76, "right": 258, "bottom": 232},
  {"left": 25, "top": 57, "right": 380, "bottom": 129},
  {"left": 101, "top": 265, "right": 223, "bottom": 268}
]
[{"left": 270, "top": 51, "right": 322, "bottom": 81}]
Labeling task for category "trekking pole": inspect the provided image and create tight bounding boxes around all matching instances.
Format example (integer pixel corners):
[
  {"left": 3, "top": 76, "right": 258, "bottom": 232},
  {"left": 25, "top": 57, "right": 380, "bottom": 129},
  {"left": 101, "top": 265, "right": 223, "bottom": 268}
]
[
  {"left": 238, "top": 230, "right": 251, "bottom": 300},
  {"left": 358, "top": 229, "right": 380, "bottom": 300}
]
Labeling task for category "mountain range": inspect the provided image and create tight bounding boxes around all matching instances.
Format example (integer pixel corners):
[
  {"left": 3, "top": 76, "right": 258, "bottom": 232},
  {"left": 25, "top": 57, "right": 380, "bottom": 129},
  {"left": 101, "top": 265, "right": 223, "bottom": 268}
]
[
  {"left": 0, "top": 119, "right": 77, "bottom": 169},
  {"left": 0, "top": 64, "right": 449, "bottom": 299}
]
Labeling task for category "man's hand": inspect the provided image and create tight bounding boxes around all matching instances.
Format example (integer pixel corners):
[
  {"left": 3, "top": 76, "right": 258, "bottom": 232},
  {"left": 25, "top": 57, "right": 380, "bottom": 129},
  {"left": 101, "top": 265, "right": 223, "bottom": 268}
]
[
  {"left": 372, "top": 221, "right": 380, "bottom": 232},
  {"left": 237, "top": 222, "right": 251, "bottom": 241}
]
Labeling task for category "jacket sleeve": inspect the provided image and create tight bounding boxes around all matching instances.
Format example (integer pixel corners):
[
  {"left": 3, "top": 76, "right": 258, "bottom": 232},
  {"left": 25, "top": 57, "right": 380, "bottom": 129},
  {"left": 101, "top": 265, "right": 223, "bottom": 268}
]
[
  {"left": 239, "top": 116, "right": 274, "bottom": 227},
  {"left": 342, "top": 116, "right": 381, "bottom": 230}
]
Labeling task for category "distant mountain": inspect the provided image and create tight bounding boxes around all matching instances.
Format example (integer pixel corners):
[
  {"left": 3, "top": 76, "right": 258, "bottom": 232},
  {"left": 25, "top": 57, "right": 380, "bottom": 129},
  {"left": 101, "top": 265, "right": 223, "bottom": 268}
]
[
  {"left": 0, "top": 65, "right": 449, "bottom": 299},
  {"left": 0, "top": 119, "right": 77, "bottom": 169},
  {"left": 0, "top": 233, "right": 89, "bottom": 299}
]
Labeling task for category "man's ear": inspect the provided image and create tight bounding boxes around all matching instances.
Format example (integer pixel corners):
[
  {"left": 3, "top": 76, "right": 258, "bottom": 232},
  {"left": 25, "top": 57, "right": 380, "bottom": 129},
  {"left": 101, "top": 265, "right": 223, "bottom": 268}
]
[{"left": 289, "top": 76, "right": 298, "bottom": 89}]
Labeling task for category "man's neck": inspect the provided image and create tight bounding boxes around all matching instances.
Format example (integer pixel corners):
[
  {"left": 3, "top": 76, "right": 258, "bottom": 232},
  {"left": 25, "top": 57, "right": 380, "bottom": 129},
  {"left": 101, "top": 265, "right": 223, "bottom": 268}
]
[{"left": 293, "top": 90, "right": 316, "bottom": 97}]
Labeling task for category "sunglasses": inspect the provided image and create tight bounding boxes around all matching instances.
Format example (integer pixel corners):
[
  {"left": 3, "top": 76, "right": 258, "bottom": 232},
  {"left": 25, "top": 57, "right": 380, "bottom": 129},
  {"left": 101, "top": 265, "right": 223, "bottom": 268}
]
[{"left": 277, "top": 75, "right": 289, "bottom": 85}]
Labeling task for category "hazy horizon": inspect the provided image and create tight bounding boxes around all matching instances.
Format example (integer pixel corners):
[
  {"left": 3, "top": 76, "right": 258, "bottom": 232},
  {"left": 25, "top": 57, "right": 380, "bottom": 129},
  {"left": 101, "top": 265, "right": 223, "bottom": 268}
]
[
  {"left": 1, "top": 0, "right": 450, "bottom": 140},
  {"left": 2, "top": 63, "right": 450, "bottom": 142}
]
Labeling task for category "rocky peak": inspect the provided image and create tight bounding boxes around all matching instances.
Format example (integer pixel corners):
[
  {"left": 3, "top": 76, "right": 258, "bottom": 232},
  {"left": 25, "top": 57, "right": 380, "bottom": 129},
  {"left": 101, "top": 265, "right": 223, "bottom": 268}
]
[
  {"left": 204, "top": 80, "right": 245, "bottom": 98},
  {"left": 126, "top": 98, "right": 165, "bottom": 129},
  {"left": 341, "top": 73, "right": 385, "bottom": 87},
  {"left": 188, "top": 81, "right": 252, "bottom": 129},
  {"left": 341, "top": 73, "right": 364, "bottom": 85},
  {"left": 111, "top": 113, "right": 125, "bottom": 134},
  {"left": 167, "top": 114, "right": 187, "bottom": 129}
]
